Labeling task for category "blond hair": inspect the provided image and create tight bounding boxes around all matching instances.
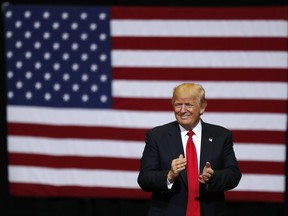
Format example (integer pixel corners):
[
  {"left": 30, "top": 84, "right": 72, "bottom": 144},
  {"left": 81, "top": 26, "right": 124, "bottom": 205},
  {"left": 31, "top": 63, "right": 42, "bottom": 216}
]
[{"left": 172, "top": 83, "right": 207, "bottom": 109}]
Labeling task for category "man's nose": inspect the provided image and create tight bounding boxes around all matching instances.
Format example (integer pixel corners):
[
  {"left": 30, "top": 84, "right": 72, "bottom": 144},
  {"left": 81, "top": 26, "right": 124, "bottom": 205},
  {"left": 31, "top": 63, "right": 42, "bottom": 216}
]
[{"left": 179, "top": 104, "right": 187, "bottom": 112}]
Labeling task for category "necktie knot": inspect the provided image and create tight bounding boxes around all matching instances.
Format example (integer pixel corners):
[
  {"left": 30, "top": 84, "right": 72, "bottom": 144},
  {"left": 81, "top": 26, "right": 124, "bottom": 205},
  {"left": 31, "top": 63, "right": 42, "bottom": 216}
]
[{"left": 187, "top": 130, "right": 194, "bottom": 138}]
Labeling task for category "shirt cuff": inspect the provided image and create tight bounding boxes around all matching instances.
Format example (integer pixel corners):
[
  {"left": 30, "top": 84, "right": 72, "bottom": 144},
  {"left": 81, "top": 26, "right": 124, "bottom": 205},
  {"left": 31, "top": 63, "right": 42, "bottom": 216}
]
[{"left": 167, "top": 179, "right": 173, "bottom": 189}]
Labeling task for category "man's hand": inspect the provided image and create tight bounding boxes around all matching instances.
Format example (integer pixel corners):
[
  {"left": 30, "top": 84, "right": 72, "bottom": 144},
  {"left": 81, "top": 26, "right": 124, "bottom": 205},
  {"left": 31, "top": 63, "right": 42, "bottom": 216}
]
[
  {"left": 167, "top": 154, "right": 186, "bottom": 183},
  {"left": 199, "top": 161, "right": 214, "bottom": 184}
]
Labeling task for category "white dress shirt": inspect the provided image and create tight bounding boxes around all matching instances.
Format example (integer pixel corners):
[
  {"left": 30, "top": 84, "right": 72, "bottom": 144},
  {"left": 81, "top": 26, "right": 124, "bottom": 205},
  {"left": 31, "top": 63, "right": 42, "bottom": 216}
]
[
  {"left": 179, "top": 121, "right": 202, "bottom": 171},
  {"left": 167, "top": 120, "right": 202, "bottom": 188}
]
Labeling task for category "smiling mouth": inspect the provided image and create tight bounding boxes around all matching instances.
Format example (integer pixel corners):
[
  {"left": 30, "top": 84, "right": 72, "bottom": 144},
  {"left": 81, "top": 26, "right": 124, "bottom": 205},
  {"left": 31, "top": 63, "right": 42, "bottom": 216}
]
[{"left": 179, "top": 115, "right": 190, "bottom": 119}]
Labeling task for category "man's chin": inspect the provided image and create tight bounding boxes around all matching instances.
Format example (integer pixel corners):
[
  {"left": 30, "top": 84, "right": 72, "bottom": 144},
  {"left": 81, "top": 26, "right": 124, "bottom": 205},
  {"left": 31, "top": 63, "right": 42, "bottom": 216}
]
[
  {"left": 177, "top": 120, "right": 190, "bottom": 128},
  {"left": 178, "top": 117, "right": 190, "bottom": 123}
]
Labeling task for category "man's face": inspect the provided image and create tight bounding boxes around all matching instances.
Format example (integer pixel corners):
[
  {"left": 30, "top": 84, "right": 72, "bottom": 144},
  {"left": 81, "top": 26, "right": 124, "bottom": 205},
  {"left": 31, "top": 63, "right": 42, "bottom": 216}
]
[{"left": 173, "top": 96, "right": 203, "bottom": 130}]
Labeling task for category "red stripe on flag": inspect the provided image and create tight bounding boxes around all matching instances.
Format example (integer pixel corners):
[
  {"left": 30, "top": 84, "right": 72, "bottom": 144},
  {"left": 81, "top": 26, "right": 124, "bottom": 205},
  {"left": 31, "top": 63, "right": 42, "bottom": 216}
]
[
  {"left": 225, "top": 191, "right": 284, "bottom": 203},
  {"left": 232, "top": 130, "right": 286, "bottom": 144},
  {"left": 113, "top": 68, "right": 287, "bottom": 82},
  {"left": 10, "top": 183, "right": 151, "bottom": 198},
  {"left": 238, "top": 161, "right": 285, "bottom": 175},
  {"left": 9, "top": 183, "right": 285, "bottom": 202},
  {"left": 113, "top": 98, "right": 287, "bottom": 113},
  {"left": 9, "top": 153, "right": 140, "bottom": 171},
  {"left": 8, "top": 123, "right": 146, "bottom": 140},
  {"left": 113, "top": 37, "right": 287, "bottom": 51},
  {"left": 112, "top": 7, "right": 288, "bottom": 20},
  {"left": 8, "top": 123, "right": 285, "bottom": 144}
]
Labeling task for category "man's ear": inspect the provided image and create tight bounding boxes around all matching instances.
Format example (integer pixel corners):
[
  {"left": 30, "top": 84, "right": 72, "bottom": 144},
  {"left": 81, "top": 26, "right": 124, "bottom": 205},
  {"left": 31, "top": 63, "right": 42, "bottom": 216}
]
[
  {"left": 200, "top": 106, "right": 206, "bottom": 115},
  {"left": 200, "top": 109, "right": 205, "bottom": 115},
  {"left": 200, "top": 101, "right": 207, "bottom": 115}
]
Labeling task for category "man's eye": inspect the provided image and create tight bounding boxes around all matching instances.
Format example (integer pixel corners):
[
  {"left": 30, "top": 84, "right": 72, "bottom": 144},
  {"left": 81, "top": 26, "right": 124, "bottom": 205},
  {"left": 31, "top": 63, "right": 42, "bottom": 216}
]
[{"left": 174, "top": 103, "right": 193, "bottom": 108}]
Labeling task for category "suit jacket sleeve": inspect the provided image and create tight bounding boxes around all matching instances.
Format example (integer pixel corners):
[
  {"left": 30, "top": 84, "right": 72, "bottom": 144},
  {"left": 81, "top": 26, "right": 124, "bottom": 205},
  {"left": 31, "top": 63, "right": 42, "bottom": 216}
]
[
  {"left": 203, "top": 126, "right": 242, "bottom": 192},
  {"left": 137, "top": 129, "right": 170, "bottom": 192}
]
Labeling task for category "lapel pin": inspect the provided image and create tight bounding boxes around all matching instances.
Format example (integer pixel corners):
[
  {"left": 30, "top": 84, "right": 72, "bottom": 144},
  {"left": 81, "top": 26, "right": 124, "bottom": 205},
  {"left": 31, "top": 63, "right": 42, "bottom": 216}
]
[{"left": 209, "top": 138, "right": 213, "bottom": 142}]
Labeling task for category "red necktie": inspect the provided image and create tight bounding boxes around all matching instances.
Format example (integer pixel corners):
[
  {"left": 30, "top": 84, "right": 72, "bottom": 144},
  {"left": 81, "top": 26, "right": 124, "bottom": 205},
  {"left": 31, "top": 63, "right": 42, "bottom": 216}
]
[{"left": 186, "top": 130, "right": 200, "bottom": 216}]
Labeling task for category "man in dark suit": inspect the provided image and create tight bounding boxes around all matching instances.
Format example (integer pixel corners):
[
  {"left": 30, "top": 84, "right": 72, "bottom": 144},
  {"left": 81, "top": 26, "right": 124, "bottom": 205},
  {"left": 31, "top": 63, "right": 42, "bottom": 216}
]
[{"left": 137, "top": 83, "right": 242, "bottom": 216}]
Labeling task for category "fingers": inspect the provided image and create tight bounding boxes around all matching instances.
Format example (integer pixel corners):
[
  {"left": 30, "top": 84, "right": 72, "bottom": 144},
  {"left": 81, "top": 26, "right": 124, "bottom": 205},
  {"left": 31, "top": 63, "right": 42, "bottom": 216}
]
[
  {"left": 204, "top": 161, "right": 214, "bottom": 175},
  {"left": 168, "top": 154, "right": 186, "bottom": 182},
  {"left": 171, "top": 155, "right": 186, "bottom": 174},
  {"left": 198, "top": 175, "right": 206, "bottom": 184},
  {"left": 172, "top": 155, "right": 186, "bottom": 172},
  {"left": 205, "top": 161, "right": 211, "bottom": 168},
  {"left": 199, "top": 161, "right": 214, "bottom": 184},
  {"left": 198, "top": 174, "right": 212, "bottom": 184}
]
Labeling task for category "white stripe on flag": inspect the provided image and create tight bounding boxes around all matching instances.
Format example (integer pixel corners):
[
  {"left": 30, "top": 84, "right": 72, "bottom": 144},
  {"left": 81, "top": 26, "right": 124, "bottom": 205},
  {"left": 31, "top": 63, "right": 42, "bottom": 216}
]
[
  {"left": 112, "top": 81, "right": 288, "bottom": 100},
  {"left": 111, "top": 20, "right": 288, "bottom": 37},
  {"left": 9, "top": 166, "right": 285, "bottom": 192},
  {"left": 8, "top": 136, "right": 144, "bottom": 158},
  {"left": 8, "top": 136, "right": 285, "bottom": 162},
  {"left": 234, "top": 174, "right": 285, "bottom": 192},
  {"left": 9, "top": 165, "right": 140, "bottom": 188},
  {"left": 201, "top": 113, "right": 286, "bottom": 131},
  {"left": 8, "top": 106, "right": 287, "bottom": 130},
  {"left": 234, "top": 143, "right": 286, "bottom": 162},
  {"left": 112, "top": 51, "right": 288, "bottom": 68}
]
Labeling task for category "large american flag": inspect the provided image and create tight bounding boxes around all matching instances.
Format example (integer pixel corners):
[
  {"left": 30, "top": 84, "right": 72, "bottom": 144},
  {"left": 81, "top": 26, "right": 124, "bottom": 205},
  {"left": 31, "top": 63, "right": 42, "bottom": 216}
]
[{"left": 3, "top": 4, "right": 287, "bottom": 202}]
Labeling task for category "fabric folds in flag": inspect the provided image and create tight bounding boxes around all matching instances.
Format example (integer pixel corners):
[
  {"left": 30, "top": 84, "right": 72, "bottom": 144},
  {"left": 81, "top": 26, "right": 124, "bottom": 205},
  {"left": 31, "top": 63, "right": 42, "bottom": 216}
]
[{"left": 2, "top": 4, "right": 288, "bottom": 202}]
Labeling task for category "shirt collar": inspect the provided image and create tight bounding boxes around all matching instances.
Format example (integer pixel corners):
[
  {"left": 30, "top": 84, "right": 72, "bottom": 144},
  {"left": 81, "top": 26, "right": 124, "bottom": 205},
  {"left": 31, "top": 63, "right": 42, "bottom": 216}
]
[{"left": 179, "top": 120, "right": 202, "bottom": 138}]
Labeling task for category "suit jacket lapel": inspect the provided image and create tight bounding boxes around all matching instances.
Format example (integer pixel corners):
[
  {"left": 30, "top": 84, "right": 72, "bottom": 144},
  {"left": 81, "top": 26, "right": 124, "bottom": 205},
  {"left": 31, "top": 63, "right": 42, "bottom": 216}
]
[
  {"left": 200, "top": 121, "right": 214, "bottom": 171},
  {"left": 167, "top": 122, "right": 184, "bottom": 158}
]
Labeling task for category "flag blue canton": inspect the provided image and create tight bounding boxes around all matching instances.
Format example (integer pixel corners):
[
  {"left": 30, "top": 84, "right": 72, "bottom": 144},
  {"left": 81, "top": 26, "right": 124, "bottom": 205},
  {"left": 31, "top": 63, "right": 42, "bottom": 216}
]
[{"left": 4, "top": 5, "right": 112, "bottom": 108}]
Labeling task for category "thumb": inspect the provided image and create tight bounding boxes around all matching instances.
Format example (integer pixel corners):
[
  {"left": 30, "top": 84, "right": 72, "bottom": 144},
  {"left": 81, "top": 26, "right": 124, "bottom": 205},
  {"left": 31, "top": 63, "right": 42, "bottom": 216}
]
[
  {"left": 205, "top": 161, "right": 211, "bottom": 168},
  {"left": 179, "top": 154, "right": 184, "bottom": 159}
]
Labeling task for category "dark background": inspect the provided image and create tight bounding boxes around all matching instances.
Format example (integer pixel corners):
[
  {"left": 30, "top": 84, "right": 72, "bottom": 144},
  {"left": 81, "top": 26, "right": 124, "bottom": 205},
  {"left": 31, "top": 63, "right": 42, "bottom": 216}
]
[{"left": 0, "top": 0, "right": 287, "bottom": 215}]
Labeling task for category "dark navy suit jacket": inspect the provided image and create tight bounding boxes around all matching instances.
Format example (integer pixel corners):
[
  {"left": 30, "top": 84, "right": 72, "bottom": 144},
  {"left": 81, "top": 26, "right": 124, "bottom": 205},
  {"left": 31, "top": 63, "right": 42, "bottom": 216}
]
[{"left": 138, "top": 120, "right": 242, "bottom": 216}]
